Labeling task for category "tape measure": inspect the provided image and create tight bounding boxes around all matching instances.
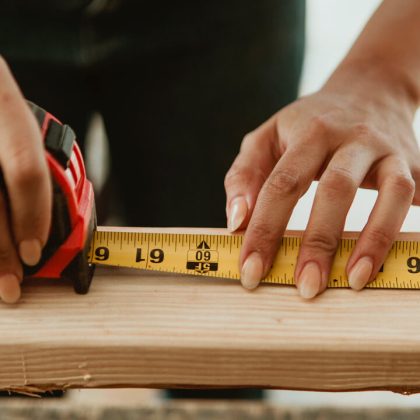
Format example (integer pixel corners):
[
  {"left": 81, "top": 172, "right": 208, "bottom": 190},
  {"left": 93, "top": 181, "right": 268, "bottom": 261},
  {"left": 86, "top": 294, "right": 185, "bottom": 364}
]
[{"left": 88, "top": 229, "right": 420, "bottom": 289}]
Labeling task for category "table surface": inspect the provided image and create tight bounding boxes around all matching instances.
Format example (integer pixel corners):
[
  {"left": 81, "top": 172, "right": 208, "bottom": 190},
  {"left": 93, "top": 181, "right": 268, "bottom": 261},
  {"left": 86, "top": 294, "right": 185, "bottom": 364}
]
[{"left": 2, "top": 228, "right": 420, "bottom": 394}]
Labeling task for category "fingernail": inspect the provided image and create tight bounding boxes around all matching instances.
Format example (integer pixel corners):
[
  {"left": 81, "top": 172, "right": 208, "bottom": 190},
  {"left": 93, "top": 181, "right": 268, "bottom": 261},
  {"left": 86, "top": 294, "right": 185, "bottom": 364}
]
[
  {"left": 19, "top": 239, "right": 42, "bottom": 266},
  {"left": 298, "top": 262, "right": 321, "bottom": 299},
  {"left": 0, "top": 274, "right": 21, "bottom": 304},
  {"left": 228, "top": 197, "right": 247, "bottom": 232},
  {"left": 348, "top": 256, "right": 373, "bottom": 290},
  {"left": 241, "top": 252, "right": 264, "bottom": 290}
]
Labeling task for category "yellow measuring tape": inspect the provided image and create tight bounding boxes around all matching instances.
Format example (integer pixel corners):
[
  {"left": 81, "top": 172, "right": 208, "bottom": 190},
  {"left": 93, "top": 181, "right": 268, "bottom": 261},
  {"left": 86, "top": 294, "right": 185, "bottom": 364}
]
[{"left": 88, "top": 229, "right": 420, "bottom": 289}]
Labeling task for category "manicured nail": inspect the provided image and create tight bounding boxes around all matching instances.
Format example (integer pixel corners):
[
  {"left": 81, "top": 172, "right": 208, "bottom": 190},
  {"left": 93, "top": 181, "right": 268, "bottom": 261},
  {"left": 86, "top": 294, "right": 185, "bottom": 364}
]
[
  {"left": 0, "top": 274, "right": 21, "bottom": 304},
  {"left": 298, "top": 262, "right": 321, "bottom": 299},
  {"left": 228, "top": 197, "right": 247, "bottom": 232},
  {"left": 241, "top": 252, "right": 264, "bottom": 290},
  {"left": 348, "top": 256, "right": 373, "bottom": 290},
  {"left": 19, "top": 239, "right": 42, "bottom": 266}
]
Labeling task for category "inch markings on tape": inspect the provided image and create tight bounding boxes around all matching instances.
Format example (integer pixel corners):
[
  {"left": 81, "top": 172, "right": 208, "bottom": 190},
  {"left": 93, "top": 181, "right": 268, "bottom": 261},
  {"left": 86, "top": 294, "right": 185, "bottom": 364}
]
[{"left": 88, "top": 230, "right": 420, "bottom": 289}]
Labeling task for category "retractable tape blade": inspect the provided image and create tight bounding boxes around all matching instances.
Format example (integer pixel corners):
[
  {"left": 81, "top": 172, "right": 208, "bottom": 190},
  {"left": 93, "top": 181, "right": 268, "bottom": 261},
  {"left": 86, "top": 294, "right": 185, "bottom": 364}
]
[{"left": 88, "top": 229, "right": 420, "bottom": 289}]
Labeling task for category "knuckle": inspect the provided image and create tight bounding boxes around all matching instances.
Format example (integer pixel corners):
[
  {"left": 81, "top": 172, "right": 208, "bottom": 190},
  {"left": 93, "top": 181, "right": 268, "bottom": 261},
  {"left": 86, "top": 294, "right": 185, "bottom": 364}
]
[
  {"left": 319, "top": 166, "right": 357, "bottom": 197},
  {"left": 411, "top": 165, "right": 420, "bottom": 181},
  {"left": 307, "top": 115, "right": 333, "bottom": 137},
  {"left": 240, "top": 132, "right": 257, "bottom": 151},
  {"left": 240, "top": 131, "right": 275, "bottom": 155},
  {"left": 264, "top": 168, "right": 300, "bottom": 196},
  {"left": 352, "top": 123, "right": 376, "bottom": 139},
  {"left": 224, "top": 165, "right": 262, "bottom": 189},
  {"left": 224, "top": 167, "right": 240, "bottom": 189},
  {"left": 386, "top": 173, "right": 415, "bottom": 197},
  {"left": 303, "top": 230, "right": 339, "bottom": 255},
  {"left": 365, "top": 227, "right": 394, "bottom": 250},
  {"left": 248, "top": 223, "right": 280, "bottom": 251}
]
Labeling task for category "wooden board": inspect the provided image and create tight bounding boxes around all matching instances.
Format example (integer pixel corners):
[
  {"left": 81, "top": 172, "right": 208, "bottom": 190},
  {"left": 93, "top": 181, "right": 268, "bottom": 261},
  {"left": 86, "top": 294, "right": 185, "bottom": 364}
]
[{"left": 2, "top": 228, "right": 420, "bottom": 394}]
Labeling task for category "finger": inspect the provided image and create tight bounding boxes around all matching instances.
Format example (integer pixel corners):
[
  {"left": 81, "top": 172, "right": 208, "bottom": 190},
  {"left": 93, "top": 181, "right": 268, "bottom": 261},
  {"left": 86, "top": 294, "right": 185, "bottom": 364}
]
[
  {"left": 411, "top": 165, "right": 420, "bottom": 206},
  {"left": 0, "top": 57, "right": 52, "bottom": 266},
  {"left": 295, "top": 146, "right": 374, "bottom": 299},
  {"left": 0, "top": 190, "right": 22, "bottom": 303},
  {"left": 225, "top": 115, "right": 280, "bottom": 232},
  {"left": 346, "top": 156, "right": 415, "bottom": 290},
  {"left": 240, "top": 143, "right": 328, "bottom": 289}
]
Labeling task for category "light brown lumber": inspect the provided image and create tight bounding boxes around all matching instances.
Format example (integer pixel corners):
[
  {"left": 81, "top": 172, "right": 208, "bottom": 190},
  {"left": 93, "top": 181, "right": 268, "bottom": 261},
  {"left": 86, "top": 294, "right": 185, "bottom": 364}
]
[{"left": 1, "top": 227, "right": 420, "bottom": 394}]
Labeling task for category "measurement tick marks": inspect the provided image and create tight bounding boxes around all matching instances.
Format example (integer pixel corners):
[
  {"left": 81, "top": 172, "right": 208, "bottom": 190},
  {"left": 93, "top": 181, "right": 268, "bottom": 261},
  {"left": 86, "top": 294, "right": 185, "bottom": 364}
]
[{"left": 88, "top": 231, "right": 420, "bottom": 289}]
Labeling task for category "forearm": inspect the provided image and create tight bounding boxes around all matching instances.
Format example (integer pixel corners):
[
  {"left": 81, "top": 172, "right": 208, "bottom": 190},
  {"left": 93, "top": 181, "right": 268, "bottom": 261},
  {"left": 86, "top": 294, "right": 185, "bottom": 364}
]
[{"left": 327, "top": 0, "right": 420, "bottom": 111}]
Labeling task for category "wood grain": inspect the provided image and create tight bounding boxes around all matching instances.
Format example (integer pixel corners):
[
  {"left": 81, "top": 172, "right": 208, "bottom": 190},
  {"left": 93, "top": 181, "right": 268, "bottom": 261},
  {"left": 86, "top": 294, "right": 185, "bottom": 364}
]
[{"left": 2, "top": 228, "right": 420, "bottom": 394}]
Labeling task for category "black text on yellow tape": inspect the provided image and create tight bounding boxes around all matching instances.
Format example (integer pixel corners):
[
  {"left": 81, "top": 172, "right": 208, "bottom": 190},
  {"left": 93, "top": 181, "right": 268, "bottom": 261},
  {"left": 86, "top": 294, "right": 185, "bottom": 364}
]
[{"left": 87, "top": 230, "right": 420, "bottom": 289}]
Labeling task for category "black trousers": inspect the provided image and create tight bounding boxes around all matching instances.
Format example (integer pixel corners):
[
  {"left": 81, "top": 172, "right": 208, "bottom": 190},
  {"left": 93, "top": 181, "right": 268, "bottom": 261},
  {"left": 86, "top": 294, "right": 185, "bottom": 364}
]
[{"left": 1, "top": 0, "right": 305, "bottom": 399}]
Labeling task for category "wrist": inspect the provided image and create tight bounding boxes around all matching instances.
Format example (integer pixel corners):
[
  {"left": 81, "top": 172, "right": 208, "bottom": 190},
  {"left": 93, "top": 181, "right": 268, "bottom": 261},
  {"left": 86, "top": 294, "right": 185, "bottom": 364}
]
[{"left": 323, "top": 57, "right": 419, "bottom": 116}]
